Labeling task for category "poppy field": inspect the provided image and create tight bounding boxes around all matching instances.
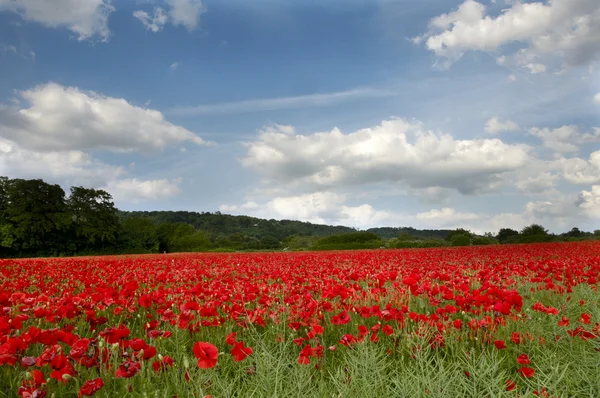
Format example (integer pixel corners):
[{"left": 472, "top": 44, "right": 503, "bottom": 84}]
[{"left": 1, "top": 242, "right": 600, "bottom": 397}]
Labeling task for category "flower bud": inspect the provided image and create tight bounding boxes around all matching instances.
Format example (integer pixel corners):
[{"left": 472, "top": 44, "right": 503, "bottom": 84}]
[
  {"left": 62, "top": 374, "right": 72, "bottom": 381},
  {"left": 183, "top": 356, "right": 190, "bottom": 369}
]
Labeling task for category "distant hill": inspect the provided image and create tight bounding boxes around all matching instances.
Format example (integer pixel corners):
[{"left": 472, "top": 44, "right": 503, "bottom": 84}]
[{"left": 119, "top": 210, "right": 452, "bottom": 241}]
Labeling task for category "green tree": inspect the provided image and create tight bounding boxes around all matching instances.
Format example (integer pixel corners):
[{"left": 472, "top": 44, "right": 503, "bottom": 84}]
[
  {"left": 119, "top": 217, "right": 158, "bottom": 252},
  {"left": 565, "top": 227, "right": 583, "bottom": 238},
  {"left": 445, "top": 229, "right": 473, "bottom": 242},
  {"left": 496, "top": 228, "right": 519, "bottom": 243},
  {"left": 260, "top": 235, "right": 281, "bottom": 250},
  {"left": 450, "top": 234, "right": 471, "bottom": 246},
  {"left": 2, "top": 179, "right": 71, "bottom": 256},
  {"left": 521, "top": 224, "right": 548, "bottom": 236},
  {"left": 68, "top": 186, "right": 119, "bottom": 250}
]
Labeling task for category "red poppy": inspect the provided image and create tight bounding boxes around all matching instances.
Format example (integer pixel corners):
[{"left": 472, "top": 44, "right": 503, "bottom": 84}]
[
  {"left": 518, "top": 367, "right": 535, "bottom": 378},
  {"left": 116, "top": 361, "right": 141, "bottom": 378},
  {"left": 193, "top": 342, "right": 219, "bottom": 369},
  {"left": 225, "top": 332, "right": 237, "bottom": 346},
  {"left": 510, "top": 332, "right": 521, "bottom": 345},
  {"left": 78, "top": 378, "right": 104, "bottom": 397},
  {"left": 231, "top": 341, "right": 253, "bottom": 362},
  {"left": 516, "top": 354, "right": 530, "bottom": 365},
  {"left": 505, "top": 379, "right": 517, "bottom": 391},
  {"left": 493, "top": 340, "right": 506, "bottom": 349}
]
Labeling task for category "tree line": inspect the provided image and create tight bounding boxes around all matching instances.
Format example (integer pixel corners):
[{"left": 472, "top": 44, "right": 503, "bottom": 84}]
[{"left": 1, "top": 177, "right": 598, "bottom": 258}]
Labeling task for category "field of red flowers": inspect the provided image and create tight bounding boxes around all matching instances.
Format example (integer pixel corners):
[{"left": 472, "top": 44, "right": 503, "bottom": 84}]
[{"left": 1, "top": 242, "right": 600, "bottom": 397}]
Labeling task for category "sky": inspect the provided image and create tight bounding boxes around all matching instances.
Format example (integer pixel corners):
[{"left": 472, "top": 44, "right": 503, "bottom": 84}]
[{"left": 1, "top": 0, "right": 599, "bottom": 234}]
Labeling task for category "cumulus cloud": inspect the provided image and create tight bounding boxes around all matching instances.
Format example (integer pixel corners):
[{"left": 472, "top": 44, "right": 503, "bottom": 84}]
[
  {"left": 0, "top": 0, "right": 114, "bottom": 41},
  {"left": 485, "top": 117, "right": 520, "bottom": 134},
  {"left": 102, "top": 178, "right": 182, "bottom": 203},
  {"left": 556, "top": 151, "right": 600, "bottom": 184},
  {"left": 219, "top": 191, "right": 594, "bottom": 233},
  {"left": 242, "top": 119, "right": 531, "bottom": 195},
  {"left": 133, "top": 0, "right": 205, "bottom": 32},
  {"left": 529, "top": 125, "right": 600, "bottom": 153},
  {"left": 133, "top": 7, "right": 168, "bottom": 32},
  {"left": 595, "top": 93, "right": 600, "bottom": 104},
  {"left": 577, "top": 185, "right": 600, "bottom": 218},
  {"left": 417, "top": 0, "right": 600, "bottom": 70},
  {"left": 0, "top": 137, "right": 124, "bottom": 187},
  {"left": 416, "top": 207, "right": 479, "bottom": 223},
  {"left": 0, "top": 137, "right": 181, "bottom": 204},
  {"left": 168, "top": 0, "right": 205, "bottom": 31},
  {"left": 0, "top": 82, "right": 210, "bottom": 153}
]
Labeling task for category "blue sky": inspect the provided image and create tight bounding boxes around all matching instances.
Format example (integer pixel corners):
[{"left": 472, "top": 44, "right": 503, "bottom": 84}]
[{"left": 1, "top": 0, "right": 599, "bottom": 233}]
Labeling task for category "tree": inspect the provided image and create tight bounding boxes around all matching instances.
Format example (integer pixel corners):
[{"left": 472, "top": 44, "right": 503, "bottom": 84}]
[
  {"left": 450, "top": 234, "right": 471, "bottom": 246},
  {"left": 2, "top": 179, "right": 71, "bottom": 256},
  {"left": 496, "top": 228, "right": 519, "bottom": 243},
  {"left": 520, "top": 224, "right": 548, "bottom": 236},
  {"left": 565, "top": 227, "right": 583, "bottom": 238},
  {"left": 445, "top": 229, "right": 473, "bottom": 242},
  {"left": 260, "top": 236, "right": 281, "bottom": 250},
  {"left": 68, "top": 186, "right": 119, "bottom": 250},
  {"left": 119, "top": 218, "right": 158, "bottom": 252}
]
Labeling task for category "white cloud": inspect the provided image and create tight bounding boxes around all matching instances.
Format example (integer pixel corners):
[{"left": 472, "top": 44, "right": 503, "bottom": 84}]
[
  {"left": 418, "top": 0, "right": 600, "bottom": 70},
  {"left": 529, "top": 125, "right": 600, "bottom": 153},
  {"left": 0, "top": 137, "right": 124, "bottom": 187},
  {"left": 0, "top": 137, "right": 181, "bottom": 204},
  {"left": 577, "top": 185, "right": 600, "bottom": 218},
  {"left": 0, "top": 82, "right": 211, "bottom": 153},
  {"left": 102, "top": 178, "right": 182, "bottom": 203},
  {"left": 168, "top": 0, "right": 205, "bottom": 31},
  {"left": 169, "top": 88, "right": 393, "bottom": 115},
  {"left": 485, "top": 117, "right": 520, "bottom": 134},
  {"left": 524, "top": 63, "right": 547, "bottom": 74},
  {"left": 219, "top": 192, "right": 593, "bottom": 233},
  {"left": 134, "top": 0, "right": 205, "bottom": 32},
  {"left": 0, "top": 0, "right": 114, "bottom": 41},
  {"left": 416, "top": 207, "right": 479, "bottom": 223},
  {"left": 594, "top": 93, "right": 600, "bottom": 104},
  {"left": 556, "top": 151, "right": 600, "bottom": 184},
  {"left": 133, "top": 7, "right": 168, "bottom": 32},
  {"left": 515, "top": 172, "right": 560, "bottom": 194},
  {"left": 1, "top": 44, "right": 17, "bottom": 53},
  {"left": 170, "top": 62, "right": 180, "bottom": 70},
  {"left": 242, "top": 118, "right": 531, "bottom": 195}
]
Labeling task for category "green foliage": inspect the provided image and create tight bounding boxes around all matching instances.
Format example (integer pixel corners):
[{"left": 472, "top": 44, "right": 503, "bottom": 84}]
[
  {"left": 471, "top": 235, "right": 499, "bottom": 245},
  {"left": 496, "top": 228, "right": 519, "bottom": 243},
  {"left": 314, "top": 231, "right": 383, "bottom": 250},
  {"left": 2, "top": 179, "right": 71, "bottom": 255},
  {"left": 119, "top": 217, "right": 159, "bottom": 253},
  {"left": 521, "top": 224, "right": 549, "bottom": 236},
  {"left": 445, "top": 229, "right": 473, "bottom": 242},
  {"left": 450, "top": 234, "right": 472, "bottom": 246},
  {"left": 68, "top": 186, "right": 119, "bottom": 250},
  {"left": 388, "top": 238, "right": 450, "bottom": 249}
]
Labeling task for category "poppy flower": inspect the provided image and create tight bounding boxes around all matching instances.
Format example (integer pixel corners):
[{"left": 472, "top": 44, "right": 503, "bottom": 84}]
[
  {"left": 193, "top": 342, "right": 219, "bottom": 369},
  {"left": 78, "top": 378, "right": 104, "bottom": 397},
  {"left": 517, "top": 354, "right": 530, "bottom": 365},
  {"left": 231, "top": 341, "right": 253, "bottom": 362},
  {"left": 505, "top": 379, "right": 517, "bottom": 391},
  {"left": 225, "top": 332, "right": 237, "bottom": 346},
  {"left": 116, "top": 361, "right": 141, "bottom": 378},
  {"left": 494, "top": 340, "right": 506, "bottom": 349},
  {"left": 518, "top": 367, "right": 535, "bottom": 378}
]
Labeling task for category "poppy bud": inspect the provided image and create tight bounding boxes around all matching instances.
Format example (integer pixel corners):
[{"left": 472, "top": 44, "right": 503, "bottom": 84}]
[
  {"left": 62, "top": 374, "right": 72, "bottom": 381},
  {"left": 183, "top": 356, "right": 190, "bottom": 369}
]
